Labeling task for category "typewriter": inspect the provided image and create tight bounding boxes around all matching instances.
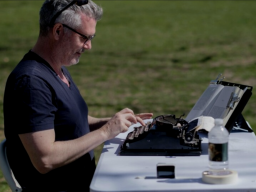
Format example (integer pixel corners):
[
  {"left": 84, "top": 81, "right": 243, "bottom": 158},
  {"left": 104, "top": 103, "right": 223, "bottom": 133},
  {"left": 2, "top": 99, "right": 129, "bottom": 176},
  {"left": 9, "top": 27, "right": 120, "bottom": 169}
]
[
  {"left": 119, "top": 114, "right": 202, "bottom": 156},
  {"left": 119, "top": 74, "right": 253, "bottom": 156}
]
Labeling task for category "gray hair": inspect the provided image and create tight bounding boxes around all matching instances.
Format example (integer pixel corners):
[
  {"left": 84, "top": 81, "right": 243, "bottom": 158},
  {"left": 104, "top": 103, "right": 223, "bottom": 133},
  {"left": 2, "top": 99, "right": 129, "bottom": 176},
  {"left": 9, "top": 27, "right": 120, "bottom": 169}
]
[{"left": 39, "top": 0, "right": 103, "bottom": 36}]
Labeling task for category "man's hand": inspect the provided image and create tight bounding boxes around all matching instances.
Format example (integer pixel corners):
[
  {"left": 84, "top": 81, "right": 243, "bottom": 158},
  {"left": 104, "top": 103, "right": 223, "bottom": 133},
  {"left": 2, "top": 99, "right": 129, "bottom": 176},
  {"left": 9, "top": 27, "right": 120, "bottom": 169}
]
[
  {"left": 101, "top": 108, "right": 153, "bottom": 140},
  {"left": 101, "top": 108, "right": 135, "bottom": 140}
]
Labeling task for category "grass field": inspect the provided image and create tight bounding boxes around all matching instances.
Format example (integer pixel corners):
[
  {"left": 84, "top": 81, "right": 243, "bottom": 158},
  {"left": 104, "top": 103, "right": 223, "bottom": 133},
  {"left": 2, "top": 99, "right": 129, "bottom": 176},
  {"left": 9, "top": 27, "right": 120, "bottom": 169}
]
[{"left": 0, "top": 1, "right": 255, "bottom": 191}]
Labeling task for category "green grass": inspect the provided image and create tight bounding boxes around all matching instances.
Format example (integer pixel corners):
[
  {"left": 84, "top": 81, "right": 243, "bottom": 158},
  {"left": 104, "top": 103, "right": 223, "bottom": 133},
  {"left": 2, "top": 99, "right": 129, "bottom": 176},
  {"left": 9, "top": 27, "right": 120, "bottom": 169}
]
[{"left": 0, "top": 1, "right": 256, "bottom": 191}]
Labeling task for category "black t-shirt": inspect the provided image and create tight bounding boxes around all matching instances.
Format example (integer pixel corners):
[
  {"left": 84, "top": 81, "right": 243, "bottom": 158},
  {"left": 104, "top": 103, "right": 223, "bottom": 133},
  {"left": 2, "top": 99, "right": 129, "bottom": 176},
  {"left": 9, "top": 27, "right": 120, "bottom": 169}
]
[{"left": 4, "top": 51, "right": 95, "bottom": 192}]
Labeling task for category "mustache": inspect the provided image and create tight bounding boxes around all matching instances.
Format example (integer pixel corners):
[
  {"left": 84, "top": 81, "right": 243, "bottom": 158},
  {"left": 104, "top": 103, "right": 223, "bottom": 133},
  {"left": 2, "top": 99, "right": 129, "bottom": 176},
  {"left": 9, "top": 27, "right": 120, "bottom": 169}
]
[{"left": 79, "top": 48, "right": 85, "bottom": 53}]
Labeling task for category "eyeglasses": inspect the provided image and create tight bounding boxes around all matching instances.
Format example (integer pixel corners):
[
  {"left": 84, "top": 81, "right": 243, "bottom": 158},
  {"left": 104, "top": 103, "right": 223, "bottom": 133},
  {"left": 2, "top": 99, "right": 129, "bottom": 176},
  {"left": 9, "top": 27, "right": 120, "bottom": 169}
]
[
  {"left": 50, "top": 0, "right": 89, "bottom": 27},
  {"left": 62, "top": 24, "right": 95, "bottom": 44}
]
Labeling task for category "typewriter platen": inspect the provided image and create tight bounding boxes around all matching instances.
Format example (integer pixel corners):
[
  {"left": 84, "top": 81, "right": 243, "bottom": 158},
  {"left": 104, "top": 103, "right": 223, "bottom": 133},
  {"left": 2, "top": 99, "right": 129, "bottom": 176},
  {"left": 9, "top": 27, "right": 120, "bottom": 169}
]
[{"left": 119, "top": 114, "right": 202, "bottom": 156}]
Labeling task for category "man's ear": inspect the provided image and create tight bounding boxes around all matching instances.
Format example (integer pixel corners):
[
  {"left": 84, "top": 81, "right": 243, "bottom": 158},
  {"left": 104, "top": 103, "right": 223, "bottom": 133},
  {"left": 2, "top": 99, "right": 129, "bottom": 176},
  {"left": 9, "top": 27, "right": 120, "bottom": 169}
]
[{"left": 52, "top": 23, "right": 63, "bottom": 40}]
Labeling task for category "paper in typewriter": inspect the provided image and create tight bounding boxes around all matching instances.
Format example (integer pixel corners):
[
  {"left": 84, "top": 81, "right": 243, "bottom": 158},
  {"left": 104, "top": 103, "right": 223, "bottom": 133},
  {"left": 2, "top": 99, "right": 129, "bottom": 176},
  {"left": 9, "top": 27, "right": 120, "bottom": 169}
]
[{"left": 185, "top": 83, "right": 244, "bottom": 128}]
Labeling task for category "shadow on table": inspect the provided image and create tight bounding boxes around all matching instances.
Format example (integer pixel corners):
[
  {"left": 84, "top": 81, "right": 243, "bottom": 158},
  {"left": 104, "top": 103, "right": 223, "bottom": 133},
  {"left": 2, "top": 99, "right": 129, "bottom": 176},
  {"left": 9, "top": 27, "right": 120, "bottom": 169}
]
[
  {"left": 101, "top": 137, "right": 124, "bottom": 154},
  {"left": 135, "top": 176, "right": 204, "bottom": 184},
  {"left": 156, "top": 177, "right": 204, "bottom": 184}
]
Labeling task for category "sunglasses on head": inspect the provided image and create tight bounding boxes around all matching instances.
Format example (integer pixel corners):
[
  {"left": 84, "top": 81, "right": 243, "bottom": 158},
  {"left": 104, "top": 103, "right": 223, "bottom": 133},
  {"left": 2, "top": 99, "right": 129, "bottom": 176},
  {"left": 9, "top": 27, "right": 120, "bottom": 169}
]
[{"left": 50, "top": 0, "right": 89, "bottom": 27}]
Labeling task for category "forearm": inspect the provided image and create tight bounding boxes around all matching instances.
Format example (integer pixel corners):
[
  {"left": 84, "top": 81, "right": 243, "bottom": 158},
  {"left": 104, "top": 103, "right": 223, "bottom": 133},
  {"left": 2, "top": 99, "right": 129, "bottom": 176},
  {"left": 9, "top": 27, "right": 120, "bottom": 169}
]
[
  {"left": 50, "top": 128, "right": 107, "bottom": 167},
  {"left": 19, "top": 128, "right": 108, "bottom": 174}
]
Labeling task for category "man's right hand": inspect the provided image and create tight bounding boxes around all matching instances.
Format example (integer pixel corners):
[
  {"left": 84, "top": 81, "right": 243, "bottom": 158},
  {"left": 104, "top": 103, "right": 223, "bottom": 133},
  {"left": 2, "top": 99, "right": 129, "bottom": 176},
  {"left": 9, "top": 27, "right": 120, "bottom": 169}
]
[{"left": 101, "top": 108, "right": 137, "bottom": 140}]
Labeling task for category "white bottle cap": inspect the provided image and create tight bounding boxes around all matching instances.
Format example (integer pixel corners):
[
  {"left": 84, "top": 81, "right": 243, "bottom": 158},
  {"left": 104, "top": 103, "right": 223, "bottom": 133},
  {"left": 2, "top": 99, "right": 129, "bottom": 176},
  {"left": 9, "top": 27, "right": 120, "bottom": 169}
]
[{"left": 215, "top": 118, "right": 223, "bottom": 126}]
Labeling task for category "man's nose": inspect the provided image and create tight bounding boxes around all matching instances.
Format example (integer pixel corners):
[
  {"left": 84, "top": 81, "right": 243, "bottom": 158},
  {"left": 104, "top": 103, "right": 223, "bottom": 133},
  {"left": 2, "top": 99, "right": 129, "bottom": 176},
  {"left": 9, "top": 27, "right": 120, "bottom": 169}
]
[{"left": 83, "top": 40, "right": 92, "bottom": 50}]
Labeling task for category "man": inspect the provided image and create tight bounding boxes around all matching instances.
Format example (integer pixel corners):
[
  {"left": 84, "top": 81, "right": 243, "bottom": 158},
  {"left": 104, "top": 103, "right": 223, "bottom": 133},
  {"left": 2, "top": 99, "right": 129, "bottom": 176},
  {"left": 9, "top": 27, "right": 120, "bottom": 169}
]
[{"left": 3, "top": 0, "right": 153, "bottom": 191}]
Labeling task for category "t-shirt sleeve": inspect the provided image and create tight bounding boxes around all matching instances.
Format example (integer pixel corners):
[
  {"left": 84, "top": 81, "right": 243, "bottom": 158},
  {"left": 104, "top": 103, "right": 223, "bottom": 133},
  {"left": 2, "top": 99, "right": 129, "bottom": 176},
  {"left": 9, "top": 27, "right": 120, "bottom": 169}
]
[{"left": 13, "top": 75, "right": 57, "bottom": 134}]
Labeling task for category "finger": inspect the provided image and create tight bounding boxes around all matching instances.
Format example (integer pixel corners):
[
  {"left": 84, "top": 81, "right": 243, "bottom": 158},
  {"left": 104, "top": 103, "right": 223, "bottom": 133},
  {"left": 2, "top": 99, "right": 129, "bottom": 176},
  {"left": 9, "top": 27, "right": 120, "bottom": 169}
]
[
  {"left": 124, "top": 113, "right": 137, "bottom": 124},
  {"left": 120, "top": 108, "right": 135, "bottom": 115},
  {"left": 121, "top": 128, "right": 129, "bottom": 133},
  {"left": 136, "top": 116, "right": 145, "bottom": 126},
  {"left": 122, "top": 120, "right": 132, "bottom": 132},
  {"left": 136, "top": 113, "right": 153, "bottom": 120},
  {"left": 136, "top": 113, "right": 153, "bottom": 118}
]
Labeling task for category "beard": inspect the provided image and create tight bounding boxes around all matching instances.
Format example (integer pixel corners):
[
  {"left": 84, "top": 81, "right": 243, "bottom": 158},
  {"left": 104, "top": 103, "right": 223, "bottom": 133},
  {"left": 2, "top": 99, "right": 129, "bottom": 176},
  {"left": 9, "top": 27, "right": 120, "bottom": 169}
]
[
  {"left": 67, "top": 47, "right": 85, "bottom": 66},
  {"left": 72, "top": 58, "right": 79, "bottom": 65}
]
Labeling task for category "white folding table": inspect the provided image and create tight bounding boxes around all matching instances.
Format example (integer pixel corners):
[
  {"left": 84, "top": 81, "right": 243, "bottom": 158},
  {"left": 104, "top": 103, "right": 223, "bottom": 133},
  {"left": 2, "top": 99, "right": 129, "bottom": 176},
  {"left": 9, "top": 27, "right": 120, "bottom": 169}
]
[{"left": 90, "top": 120, "right": 256, "bottom": 192}]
